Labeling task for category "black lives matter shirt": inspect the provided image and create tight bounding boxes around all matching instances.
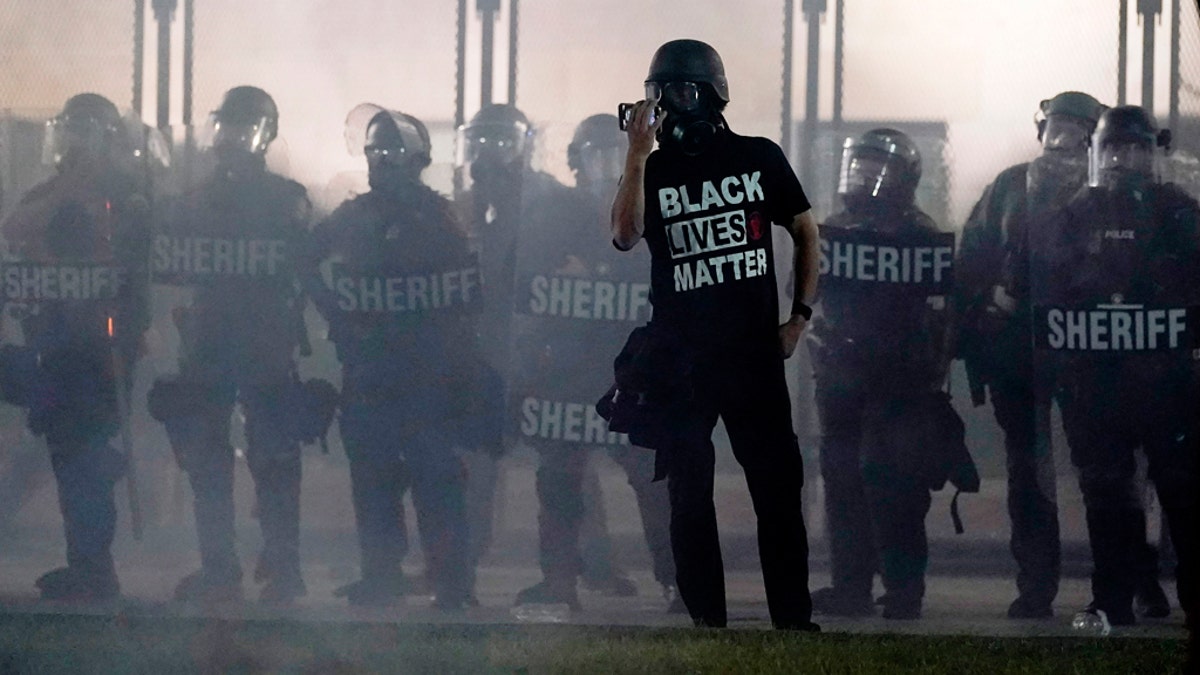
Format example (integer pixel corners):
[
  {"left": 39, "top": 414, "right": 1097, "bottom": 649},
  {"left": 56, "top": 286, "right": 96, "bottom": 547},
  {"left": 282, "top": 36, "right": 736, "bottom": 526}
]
[{"left": 642, "top": 132, "right": 809, "bottom": 351}]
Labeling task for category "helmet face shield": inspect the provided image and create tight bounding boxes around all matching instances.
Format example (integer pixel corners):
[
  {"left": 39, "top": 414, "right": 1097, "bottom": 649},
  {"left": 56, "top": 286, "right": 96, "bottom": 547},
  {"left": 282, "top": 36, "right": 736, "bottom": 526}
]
[
  {"left": 210, "top": 114, "right": 274, "bottom": 156},
  {"left": 575, "top": 140, "right": 625, "bottom": 187},
  {"left": 1042, "top": 115, "right": 1092, "bottom": 154},
  {"left": 645, "top": 81, "right": 701, "bottom": 113},
  {"left": 456, "top": 120, "right": 531, "bottom": 167},
  {"left": 43, "top": 115, "right": 119, "bottom": 167},
  {"left": 1089, "top": 139, "right": 1155, "bottom": 188},
  {"left": 345, "top": 104, "right": 430, "bottom": 161},
  {"left": 837, "top": 129, "right": 921, "bottom": 206},
  {"left": 839, "top": 151, "right": 900, "bottom": 201}
]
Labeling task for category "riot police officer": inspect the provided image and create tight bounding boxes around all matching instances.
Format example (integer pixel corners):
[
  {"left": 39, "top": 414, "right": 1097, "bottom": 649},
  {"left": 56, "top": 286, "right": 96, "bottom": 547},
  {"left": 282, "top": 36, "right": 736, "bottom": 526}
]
[
  {"left": 958, "top": 92, "right": 1167, "bottom": 619},
  {"left": 1032, "top": 106, "right": 1197, "bottom": 629},
  {"left": 154, "top": 86, "right": 312, "bottom": 604},
  {"left": 305, "top": 105, "right": 475, "bottom": 609},
  {"left": 1, "top": 93, "right": 152, "bottom": 601},
  {"left": 510, "top": 114, "right": 676, "bottom": 611},
  {"left": 455, "top": 104, "right": 563, "bottom": 586},
  {"left": 809, "top": 129, "right": 962, "bottom": 620}
]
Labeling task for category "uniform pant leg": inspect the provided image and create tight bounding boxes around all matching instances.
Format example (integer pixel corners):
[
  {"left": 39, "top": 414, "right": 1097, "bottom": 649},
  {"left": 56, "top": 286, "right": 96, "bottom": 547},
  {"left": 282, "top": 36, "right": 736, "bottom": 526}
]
[
  {"left": 1061, "top": 382, "right": 1141, "bottom": 617},
  {"left": 864, "top": 468, "right": 931, "bottom": 609},
  {"left": 722, "top": 353, "right": 813, "bottom": 629},
  {"left": 578, "top": 454, "right": 620, "bottom": 584},
  {"left": 814, "top": 384, "right": 875, "bottom": 601},
  {"left": 609, "top": 445, "right": 675, "bottom": 588},
  {"left": 408, "top": 428, "right": 471, "bottom": 602},
  {"left": 339, "top": 400, "right": 408, "bottom": 584},
  {"left": 533, "top": 445, "right": 587, "bottom": 584},
  {"left": 1143, "top": 385, "right": 1198, "bottom": 624},
  {"left": 990, "top": 379, "right": 1060, "bottom": 605},
  {"left": 242, "top": 383, "right": 303, "bottom": 580},
  {"left": 48, "top": 439, "right": 122, "bottom": 584},
  {"left": 168, "top": 392, "right": 241, "bottom": 581}
]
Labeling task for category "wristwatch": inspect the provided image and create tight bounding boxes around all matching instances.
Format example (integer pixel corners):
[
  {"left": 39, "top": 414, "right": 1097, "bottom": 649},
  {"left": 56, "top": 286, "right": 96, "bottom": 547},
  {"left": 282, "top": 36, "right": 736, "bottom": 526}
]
[{"left": 792, "top": 301, "right": 813, "bottom": 322}]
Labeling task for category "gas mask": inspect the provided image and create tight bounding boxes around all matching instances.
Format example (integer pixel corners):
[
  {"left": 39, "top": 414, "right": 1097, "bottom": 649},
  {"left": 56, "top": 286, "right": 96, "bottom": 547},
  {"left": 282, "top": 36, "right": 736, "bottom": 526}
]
[{"left": 647, "top": 81, "right": 722, "bottom": 156}]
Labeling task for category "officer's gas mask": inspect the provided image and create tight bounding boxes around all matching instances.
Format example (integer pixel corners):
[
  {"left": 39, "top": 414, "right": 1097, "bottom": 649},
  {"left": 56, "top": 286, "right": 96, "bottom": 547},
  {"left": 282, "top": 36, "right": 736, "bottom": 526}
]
[{"left": 647, "top": 81, "right": 724, "bottom": 156}]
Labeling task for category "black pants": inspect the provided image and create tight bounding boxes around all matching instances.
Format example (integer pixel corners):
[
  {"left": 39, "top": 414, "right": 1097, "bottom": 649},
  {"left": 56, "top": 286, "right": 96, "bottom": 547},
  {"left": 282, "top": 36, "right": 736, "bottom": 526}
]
[
  {"left": 814, "top": 385, "right": 876, "bottom": 602},
  {"left": 166, "top": 380, "right": 302, "bottom": 584},
  {"left": 30, "top": 349, "right": 124, "bottom": 587},
  {"left": 1059, "top": 370, "right": 1196, "bottom": 622},
  {"left": 989, "top": 377, "right": 1061, "bottom": 606},
  {"left": 339, "top": 389, "right": 470, "bottom": 603},
  {"left": 815, "top": 384, "right": 933, "bottom": 609},
  {"left": 660, "top": 347, "right": 811, "bottom": 628},
  {"left": 534, "top": 443, "right": 674, "bottom": 588}
]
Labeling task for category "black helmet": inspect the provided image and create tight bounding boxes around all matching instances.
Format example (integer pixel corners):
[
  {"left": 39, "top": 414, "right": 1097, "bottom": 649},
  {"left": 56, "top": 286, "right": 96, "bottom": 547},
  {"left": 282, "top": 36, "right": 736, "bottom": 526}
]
[
  {"left": 1036, "top": 92, "right": 1106, "bottom": 139},
  {"left": 568, "top": 113, "right": 623, "bottom": 168},
  {"left": 59, "top": 93, "right": 122, "bottom": 130},
  {"left": 645, "top": 39, "right": 729, "bottom": 104},
  {"left": 458, "top": 103, "right": 534, "bottom": 166},
  {"left": 45, "top": 93, "right": 124, "bottom": 167},
  {"left": 837, "top": 128, "right": 922, "bottom": 208},
  {"left": 1088, "top": 105, "right": 1170, "bottom": 189},
  {"left": 1093, "top": 105, "right": 1169, "bottom": 148},
  {"left": 211, "top": 85, "right": 278, "bottom": 155},
  {"left": 344, "top": 103, "right": 432, "bottom": 169},
  {"left": 568, "top": 113, "right": 626, "bottom": 190}
]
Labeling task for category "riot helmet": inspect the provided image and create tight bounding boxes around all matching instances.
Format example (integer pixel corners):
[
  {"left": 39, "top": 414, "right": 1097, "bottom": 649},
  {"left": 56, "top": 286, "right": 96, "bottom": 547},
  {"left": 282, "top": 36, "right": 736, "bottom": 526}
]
[
  {"left": 1088, "top": 105, "right": 1170, "bottom": 190},
  {"left": 644, "top": 39, "right": 728, "bottom": 156},
  {"left": 837, "top": 128, "right": 922, "bottom": 209},
  {"left": 1035, "top": 91, "right": 1106, "bottom": 154},
  {"left": 645, "top": 39, "right": 729, "bottom": 104},
  {"left": 345, "top": 103, "right": 432, "bottom": 191},
  {"left": 458, "top": 104, "right": 533, "bottom": 168},
  {"left": 568, "top": 114, "right": 626, "bottom": 196},
  {"left": 209, "top": 86, "right": 278, "bottom": 162},
  {"left": 457, "top": 104, "right": 534, "bottom": 202},
  {"left": 44, "top": 93, "right": 124, "bottom": 168}
]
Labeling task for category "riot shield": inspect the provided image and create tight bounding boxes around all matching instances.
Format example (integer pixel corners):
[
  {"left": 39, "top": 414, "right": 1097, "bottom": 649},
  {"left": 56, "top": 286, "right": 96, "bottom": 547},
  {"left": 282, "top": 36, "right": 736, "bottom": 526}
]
[{"left": 508, "top": 185, "right": 652, "bottom": 450}]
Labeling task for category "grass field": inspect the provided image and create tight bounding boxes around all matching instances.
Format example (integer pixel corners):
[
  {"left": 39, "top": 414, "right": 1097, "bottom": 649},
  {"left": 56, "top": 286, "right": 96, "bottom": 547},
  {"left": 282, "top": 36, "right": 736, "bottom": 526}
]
[{"left": 0, "top": 613, "right": 1189, "bottom": 674}]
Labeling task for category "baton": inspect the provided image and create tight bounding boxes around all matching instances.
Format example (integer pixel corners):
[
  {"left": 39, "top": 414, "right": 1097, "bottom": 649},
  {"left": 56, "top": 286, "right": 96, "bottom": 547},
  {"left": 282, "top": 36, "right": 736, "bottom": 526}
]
[{"left": 109, "top": 316, "right": 143, "bottom": 541}]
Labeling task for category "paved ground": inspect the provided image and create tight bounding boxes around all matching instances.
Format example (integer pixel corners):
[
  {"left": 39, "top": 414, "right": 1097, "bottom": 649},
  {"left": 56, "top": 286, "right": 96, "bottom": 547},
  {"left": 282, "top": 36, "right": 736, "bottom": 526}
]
[{"left": 0, "top": 449, "right": 1187, "bottom": 640}]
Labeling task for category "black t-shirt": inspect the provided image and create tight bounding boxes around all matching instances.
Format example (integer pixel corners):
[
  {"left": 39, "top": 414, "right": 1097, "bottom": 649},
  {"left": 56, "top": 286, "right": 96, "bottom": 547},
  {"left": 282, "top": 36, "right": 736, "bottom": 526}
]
[{"left": 641, "top": 132, "right": 809, "bottom": 351}]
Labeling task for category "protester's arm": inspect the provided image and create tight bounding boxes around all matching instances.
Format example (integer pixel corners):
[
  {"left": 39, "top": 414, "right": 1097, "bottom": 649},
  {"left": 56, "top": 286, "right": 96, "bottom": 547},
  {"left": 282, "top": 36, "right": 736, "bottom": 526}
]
[
  {"left": 611, "top": 100, "right": 663, "bottom": 251},
  {"left": 778, "top": 209, "right": 819, "bottom": 358}
]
